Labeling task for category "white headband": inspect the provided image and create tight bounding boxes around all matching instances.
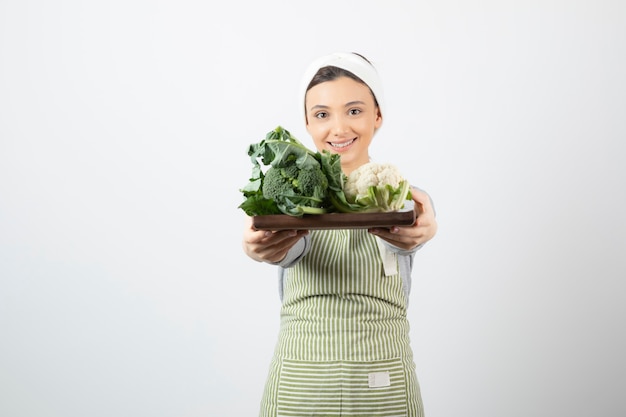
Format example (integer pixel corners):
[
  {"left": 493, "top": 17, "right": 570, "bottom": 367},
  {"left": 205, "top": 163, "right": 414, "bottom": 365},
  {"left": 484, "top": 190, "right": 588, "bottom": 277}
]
[{"left": 298, "top": 52, "right": 385, "bottom": 124}]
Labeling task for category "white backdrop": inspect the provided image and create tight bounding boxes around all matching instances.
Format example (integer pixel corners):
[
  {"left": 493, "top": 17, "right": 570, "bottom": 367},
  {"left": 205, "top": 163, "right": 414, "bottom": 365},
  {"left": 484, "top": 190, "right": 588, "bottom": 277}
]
[{"left": 1, "top": 1, "right": 625, "bottom": 416}]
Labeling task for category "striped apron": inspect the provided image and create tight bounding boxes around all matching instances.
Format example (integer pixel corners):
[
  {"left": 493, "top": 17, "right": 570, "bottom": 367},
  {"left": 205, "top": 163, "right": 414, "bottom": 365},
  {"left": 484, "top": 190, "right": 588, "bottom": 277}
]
[{"left": 260, "top": 229, "right": 424, "bottom": 417}]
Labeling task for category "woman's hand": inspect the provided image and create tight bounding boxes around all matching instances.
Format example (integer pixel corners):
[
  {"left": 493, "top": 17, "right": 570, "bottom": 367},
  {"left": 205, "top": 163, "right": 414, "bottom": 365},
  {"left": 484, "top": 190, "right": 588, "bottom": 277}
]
[
  {"left": 242, "top": 216, "right": 309, "bottom": 263},
  {"left": 368, "top": 187, "right": 438, "bottom": 250}
]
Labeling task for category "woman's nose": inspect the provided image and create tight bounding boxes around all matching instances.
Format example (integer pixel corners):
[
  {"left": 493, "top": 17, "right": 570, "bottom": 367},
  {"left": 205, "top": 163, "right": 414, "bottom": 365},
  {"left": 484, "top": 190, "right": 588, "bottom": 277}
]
[{"left": 331, "top": 116, "right": 349, "bottom": 136}]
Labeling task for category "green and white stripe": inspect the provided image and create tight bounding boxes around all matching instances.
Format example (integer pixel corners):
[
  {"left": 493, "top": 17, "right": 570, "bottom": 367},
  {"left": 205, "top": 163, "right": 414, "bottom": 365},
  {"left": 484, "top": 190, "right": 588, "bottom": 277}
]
[
  {"left": 277, "top": 358, "right": 408, "bottom": 417},
  {"left": 260, "top": 229, "right": 424, "bottom": 417}
]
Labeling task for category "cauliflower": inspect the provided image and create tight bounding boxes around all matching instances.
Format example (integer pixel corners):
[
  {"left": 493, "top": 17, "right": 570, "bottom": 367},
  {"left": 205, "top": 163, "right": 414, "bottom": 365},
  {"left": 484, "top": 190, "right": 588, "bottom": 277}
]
[
  {"left": 345, "top": 163, "right": 404, "bottom": 199},
  {"left": 331, "top": 161, "right": 412, "bottom": 213}
]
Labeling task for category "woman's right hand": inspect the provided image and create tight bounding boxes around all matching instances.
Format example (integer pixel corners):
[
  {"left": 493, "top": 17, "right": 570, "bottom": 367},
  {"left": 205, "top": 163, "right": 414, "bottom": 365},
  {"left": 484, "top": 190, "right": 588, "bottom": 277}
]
[{"left": 242, "top": 216, "right": 309, "bottom": 264}]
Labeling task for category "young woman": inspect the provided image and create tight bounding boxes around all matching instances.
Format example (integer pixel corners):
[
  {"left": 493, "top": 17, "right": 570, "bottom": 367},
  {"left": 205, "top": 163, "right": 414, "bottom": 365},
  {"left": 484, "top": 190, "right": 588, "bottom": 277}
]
[{"left": 242, "top": 52, "right": 437, "bottom": 417}]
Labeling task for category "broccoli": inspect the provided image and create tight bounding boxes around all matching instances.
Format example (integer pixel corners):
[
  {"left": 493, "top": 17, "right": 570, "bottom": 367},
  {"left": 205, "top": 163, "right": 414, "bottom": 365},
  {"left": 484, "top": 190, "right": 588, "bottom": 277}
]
[
  {"left": 261, "top": 165, "right": 299, "bottom": 199},
  {"left": 261, "top": 165, "right": 329, "bottom": 214},
  {"left": 295, "top": 165, "right": 329, "bottom": 197},
  {"left": 239, "top": 126, "right": 340, "bottom": 217}
]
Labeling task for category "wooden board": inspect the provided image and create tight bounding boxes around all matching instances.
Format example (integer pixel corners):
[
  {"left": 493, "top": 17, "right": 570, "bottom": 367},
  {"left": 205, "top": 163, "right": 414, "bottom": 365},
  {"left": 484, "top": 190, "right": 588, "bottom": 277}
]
[{"left": 252, "top": 202, "right": 416, "bottom": 231}]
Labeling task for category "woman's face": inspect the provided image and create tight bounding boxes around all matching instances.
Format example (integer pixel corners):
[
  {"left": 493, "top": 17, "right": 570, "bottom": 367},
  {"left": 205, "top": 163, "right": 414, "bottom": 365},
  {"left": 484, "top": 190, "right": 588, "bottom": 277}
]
[{"left": 305, "top": 76, "right": 382, "bottom": 175}]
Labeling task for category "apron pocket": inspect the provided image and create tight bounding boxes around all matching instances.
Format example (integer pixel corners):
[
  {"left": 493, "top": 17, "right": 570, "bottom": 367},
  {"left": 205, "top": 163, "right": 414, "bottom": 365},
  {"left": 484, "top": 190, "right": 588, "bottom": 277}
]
[{"left": 277, "top": 358, "right": 408, "bottom": 417}]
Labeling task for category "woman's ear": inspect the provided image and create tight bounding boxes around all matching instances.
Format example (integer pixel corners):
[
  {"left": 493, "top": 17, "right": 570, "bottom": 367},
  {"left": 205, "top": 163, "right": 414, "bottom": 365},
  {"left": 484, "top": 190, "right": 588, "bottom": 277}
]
[{"left": 375, "top": 108, "right": 383, "bottom": 128}]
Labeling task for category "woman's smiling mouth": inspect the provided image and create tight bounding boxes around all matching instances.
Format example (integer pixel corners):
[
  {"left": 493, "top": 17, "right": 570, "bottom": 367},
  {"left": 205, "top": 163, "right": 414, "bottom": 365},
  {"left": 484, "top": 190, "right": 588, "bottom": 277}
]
[{"left": 330, "top": 138, "right": 356, "bottom": 149}]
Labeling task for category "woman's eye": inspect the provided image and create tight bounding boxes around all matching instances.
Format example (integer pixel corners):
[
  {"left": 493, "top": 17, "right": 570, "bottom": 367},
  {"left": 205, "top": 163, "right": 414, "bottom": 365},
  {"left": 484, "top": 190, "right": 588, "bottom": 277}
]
[
  {"left": 349, "top": 108, "right": 362, "bottom": 115},
  {"left": 315, "top": 112, "right": 327, "bottom": 119}
]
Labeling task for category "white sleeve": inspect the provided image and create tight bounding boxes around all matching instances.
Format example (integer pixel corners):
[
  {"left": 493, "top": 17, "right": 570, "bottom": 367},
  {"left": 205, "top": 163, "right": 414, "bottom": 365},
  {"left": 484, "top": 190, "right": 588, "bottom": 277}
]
[{"left": 271, "top": 234, "right": 311, "bottom": 268}]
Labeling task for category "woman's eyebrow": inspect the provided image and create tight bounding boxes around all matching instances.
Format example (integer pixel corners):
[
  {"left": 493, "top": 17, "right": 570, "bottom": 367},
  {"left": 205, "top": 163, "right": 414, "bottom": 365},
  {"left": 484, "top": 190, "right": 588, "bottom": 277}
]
[{"left": 310, "top": 100, "right": 367, "bottom": 111}]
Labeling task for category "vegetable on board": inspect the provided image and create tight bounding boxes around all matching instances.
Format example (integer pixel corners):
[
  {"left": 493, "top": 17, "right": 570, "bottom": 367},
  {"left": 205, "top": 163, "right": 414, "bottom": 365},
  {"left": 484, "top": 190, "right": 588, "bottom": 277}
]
[
  {"left": 238, "top": 126, "right": 343, "bottom": 217},
  {"left": 328, "top": 161, "right": 412, "bottom": 213},
  {"left": 238, "top": 126, "right": 412, "bottom": 217}
]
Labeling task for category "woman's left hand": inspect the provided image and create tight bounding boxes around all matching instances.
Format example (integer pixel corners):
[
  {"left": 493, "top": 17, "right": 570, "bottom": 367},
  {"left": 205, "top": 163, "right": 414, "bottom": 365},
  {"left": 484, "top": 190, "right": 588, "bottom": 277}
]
[{"left": 368, "top": 187, "right": 438, "bottom": 250}]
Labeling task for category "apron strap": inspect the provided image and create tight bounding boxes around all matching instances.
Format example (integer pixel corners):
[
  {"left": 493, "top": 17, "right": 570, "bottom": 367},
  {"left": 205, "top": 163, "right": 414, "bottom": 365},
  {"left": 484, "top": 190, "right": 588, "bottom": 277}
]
[{"left": 375, "top": 237, "right": 398, "bottom": 276}]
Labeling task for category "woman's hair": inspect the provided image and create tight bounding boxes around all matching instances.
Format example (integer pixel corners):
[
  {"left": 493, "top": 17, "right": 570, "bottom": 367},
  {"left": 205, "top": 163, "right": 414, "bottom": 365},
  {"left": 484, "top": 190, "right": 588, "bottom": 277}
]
[{"left": 305, "top": 53, "right": 380, "bottom": 110}]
